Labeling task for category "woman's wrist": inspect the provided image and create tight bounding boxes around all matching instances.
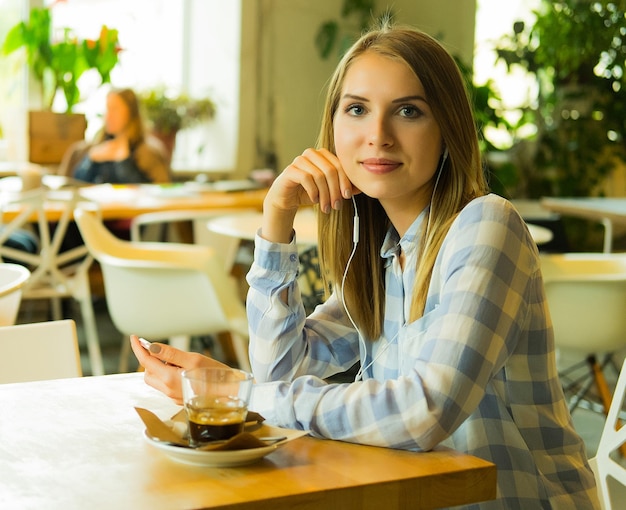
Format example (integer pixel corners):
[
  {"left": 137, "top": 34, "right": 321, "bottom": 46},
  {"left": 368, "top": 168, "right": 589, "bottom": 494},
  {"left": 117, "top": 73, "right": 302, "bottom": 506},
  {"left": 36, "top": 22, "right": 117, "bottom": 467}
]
[{"left": 260, "top": 204, "right": 298, "bottom": 244}]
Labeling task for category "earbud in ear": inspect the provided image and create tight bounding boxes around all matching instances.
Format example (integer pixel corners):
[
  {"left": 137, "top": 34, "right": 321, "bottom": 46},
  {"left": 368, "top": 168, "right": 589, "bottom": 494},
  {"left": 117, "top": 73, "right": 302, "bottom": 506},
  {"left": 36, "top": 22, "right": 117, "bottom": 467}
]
[{"left": 442, "top": 147, "right": 449, "bottom": 162}]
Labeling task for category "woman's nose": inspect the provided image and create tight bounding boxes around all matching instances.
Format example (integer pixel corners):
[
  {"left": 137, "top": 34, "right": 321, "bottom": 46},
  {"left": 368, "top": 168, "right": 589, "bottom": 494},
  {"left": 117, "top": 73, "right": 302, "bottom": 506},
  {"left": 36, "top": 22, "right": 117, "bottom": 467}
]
[{"left": 368, "top": 117, "right": 393, "bottom": 146}]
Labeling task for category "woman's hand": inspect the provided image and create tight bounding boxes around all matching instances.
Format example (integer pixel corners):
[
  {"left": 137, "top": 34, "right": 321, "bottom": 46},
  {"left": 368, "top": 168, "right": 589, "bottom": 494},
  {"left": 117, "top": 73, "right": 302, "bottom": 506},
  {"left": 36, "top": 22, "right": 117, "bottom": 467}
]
[
  {"left": 261, "top": 148, "right": 356, "bottom": 243},
  {"left": 130, "top": 335, "right": 228, "bottom": 404}
]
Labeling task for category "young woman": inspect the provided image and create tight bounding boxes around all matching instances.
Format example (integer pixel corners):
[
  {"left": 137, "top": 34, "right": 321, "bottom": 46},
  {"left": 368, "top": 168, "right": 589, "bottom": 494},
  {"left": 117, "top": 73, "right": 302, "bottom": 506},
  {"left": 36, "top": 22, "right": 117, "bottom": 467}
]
[
  {"left": 59, "top": 88, "right": 170, "bottom": 184},
  {"left": 131, "top": 23, "right": 599, "bottom": 508}
]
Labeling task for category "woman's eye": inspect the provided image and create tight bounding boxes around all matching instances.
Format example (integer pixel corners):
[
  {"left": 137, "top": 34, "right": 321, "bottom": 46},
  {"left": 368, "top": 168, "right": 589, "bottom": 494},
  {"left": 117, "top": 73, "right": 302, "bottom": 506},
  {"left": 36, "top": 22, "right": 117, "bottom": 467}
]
[
  {"left": 399, "top": 105, "right": 421, "bottom": 118},
  {"left": 346, "top": 104, "right": 366, "bottom": 116}
]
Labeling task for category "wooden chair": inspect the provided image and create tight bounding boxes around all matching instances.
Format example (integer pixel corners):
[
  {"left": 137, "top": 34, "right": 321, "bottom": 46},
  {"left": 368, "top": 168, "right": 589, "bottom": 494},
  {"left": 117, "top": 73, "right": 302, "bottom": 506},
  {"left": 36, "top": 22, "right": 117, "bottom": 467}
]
[
  {"left": 0, "top": 319, "right": 82, "bottom": 383},
  {"left": 0, "top": 263, "right": 30, "bottom": 326},
  {"left": 73, "top": 206, "right": 251, "bottom": 374}
]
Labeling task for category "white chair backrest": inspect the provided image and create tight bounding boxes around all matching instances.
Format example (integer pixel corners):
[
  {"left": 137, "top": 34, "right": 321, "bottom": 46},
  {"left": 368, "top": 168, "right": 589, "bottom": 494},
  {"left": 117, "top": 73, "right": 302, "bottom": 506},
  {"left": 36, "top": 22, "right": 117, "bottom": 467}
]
[
  {"left": 589, "top": 357, "right": 626, "bottom": 510},
  {"left": 129, "top": 208, "right": 255, "bottom": 272},
  {"left": 0, "top": 319, "right": 82, "bottom": 383},
  {"left": 0, "top": 263, "right": 30, "bottom": 326},
  {"left": 540, "top": 253, "right": 626, "bottom": 352},
  {"left": 74, "top": 207, "right": 248, "bottom": 341}
]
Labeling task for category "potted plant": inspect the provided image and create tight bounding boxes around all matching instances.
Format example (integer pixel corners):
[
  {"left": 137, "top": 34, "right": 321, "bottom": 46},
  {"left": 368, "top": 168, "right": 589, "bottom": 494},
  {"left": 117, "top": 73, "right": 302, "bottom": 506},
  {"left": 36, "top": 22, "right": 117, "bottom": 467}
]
[
  {"left": 138, "top": 87, "right": 216, "bottom": 156},
  {"left": 2, "top": 4, "right": 120, "bottom": 164},
  {"left": 2, "top": 5, "right": 120, "bottom": 112}
]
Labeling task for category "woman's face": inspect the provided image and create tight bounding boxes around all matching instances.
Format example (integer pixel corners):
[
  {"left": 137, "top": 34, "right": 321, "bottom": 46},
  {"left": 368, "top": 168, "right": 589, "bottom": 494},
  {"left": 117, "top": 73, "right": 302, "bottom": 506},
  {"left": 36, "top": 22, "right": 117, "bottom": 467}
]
[
  {"left": 104, "top": 93, "right": 131, "bottom": 136},
  {"left": 333, "top": 51, "right": 444, "bottom": 221}
]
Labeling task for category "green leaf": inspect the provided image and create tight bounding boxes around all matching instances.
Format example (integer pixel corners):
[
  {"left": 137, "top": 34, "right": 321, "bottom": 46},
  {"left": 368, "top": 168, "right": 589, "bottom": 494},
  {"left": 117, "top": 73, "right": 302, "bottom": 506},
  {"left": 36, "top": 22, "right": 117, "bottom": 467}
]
[
  {"left": 2, "top": 23, "right": 27, "bottom": 54},
  {"left": 342, "top": 0, "right": 375, "bottom": 19},
  {"left": 315, "top": 21, "right": 338, "bottom": 60}
]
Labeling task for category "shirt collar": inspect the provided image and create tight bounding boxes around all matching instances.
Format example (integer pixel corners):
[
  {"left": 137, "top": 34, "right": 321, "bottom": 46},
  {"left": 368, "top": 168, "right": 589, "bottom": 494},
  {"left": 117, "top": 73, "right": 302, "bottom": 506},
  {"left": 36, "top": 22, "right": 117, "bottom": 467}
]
[{"left": 380, "top": 207, "right": 429, "bottom": 260}]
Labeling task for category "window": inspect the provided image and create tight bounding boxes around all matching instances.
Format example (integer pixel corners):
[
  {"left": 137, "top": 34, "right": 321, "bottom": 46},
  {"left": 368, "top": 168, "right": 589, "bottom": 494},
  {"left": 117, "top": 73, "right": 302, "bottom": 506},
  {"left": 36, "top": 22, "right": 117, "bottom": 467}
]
[
  {"left": 1, "top": 0, "right": 241, "bottom": 173},
  {"left": 474, "top": 0, "right": 540, "bottom": 147},
  {"left": 0, "top": 0, "right": 27, "bottom": 161}
]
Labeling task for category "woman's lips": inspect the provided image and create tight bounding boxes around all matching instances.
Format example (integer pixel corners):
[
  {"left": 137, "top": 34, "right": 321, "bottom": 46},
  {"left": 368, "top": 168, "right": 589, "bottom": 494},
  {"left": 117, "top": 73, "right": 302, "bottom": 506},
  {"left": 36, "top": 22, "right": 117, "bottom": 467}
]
[{"left": 360, "top": 158, "right": 402, "bottom": 174}]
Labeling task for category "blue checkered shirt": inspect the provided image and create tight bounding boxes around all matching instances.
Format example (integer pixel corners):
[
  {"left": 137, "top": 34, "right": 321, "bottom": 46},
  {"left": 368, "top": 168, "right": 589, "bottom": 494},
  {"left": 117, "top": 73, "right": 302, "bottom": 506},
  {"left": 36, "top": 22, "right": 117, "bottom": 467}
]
[{"left": 247, "top": 194, "right": 599, "bottom": 509}]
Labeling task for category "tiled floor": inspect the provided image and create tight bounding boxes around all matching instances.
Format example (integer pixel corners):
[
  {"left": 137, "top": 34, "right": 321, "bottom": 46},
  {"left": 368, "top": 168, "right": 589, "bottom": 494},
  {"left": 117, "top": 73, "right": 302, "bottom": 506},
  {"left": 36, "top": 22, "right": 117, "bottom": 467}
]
[{"left": 17, "top": 296, "right": 613, "bottom": 459}]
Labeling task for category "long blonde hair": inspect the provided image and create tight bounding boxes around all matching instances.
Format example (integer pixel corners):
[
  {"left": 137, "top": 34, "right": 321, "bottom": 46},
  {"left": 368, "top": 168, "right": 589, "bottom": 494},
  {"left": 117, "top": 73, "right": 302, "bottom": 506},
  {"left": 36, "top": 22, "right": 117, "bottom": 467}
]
[{"left": 317, "top": 24, "right": 488, "bottom": 340}]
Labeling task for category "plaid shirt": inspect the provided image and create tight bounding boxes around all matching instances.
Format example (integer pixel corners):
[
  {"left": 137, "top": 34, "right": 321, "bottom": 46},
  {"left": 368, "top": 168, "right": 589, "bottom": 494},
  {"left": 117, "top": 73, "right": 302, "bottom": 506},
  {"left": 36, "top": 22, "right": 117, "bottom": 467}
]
[{"left": 247, "top": 194, "right": 599, "bottom": 509}]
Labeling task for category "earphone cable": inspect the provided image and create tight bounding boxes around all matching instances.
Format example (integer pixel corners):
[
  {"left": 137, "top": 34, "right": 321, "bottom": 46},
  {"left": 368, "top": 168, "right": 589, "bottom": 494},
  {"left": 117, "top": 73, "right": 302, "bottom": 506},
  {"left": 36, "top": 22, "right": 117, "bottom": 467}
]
[
  {"left": 340, "top": 196, "right": 361, "bottom": 339},
  {"left": 343, "top": 152, "right": 446, "bottom": 381}
]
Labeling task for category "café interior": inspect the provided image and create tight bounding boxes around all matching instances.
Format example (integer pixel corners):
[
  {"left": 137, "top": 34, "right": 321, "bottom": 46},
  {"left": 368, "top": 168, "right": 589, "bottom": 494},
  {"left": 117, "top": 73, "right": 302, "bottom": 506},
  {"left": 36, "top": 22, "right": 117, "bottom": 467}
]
[{"left": 1, "top": 0, "right": 625, "bottom": 508}]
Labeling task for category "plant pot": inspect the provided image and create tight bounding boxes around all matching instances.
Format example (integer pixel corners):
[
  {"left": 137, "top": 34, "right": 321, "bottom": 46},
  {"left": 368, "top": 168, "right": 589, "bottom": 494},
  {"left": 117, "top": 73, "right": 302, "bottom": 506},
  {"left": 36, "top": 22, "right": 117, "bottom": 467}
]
[
  {"left": 28, "top": 110, "right": 87, "bottom": 165},
  {"left": 150, "top": 129, "right": 178, "bottom": 164}
]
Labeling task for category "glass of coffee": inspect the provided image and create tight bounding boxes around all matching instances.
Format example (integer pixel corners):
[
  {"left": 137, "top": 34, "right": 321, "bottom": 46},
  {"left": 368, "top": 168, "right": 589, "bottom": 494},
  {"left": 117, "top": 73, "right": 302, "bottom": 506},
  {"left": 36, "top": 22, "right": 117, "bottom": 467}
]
[{"left": 181, "top": 367, "right": 253, "bottom": 447}]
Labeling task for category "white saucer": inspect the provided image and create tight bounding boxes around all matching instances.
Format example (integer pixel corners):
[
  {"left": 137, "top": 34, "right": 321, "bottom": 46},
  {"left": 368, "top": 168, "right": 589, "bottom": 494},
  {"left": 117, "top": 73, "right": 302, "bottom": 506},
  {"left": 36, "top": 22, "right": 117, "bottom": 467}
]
[
  {"left": 144, "top": 431, "right": 284, "bottom": 467},
  {"left": 144, "top": 422, "right": 309, "bottom": 467}
]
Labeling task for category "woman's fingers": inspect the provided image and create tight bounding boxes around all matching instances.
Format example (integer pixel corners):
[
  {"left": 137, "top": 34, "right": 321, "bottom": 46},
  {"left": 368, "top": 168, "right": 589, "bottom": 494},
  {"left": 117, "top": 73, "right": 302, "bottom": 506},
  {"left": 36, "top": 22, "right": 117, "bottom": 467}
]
[
  {"left": 316, "top": 148, "right": 355, "bottom": 205},
  {"left": 144, "top": 365, "right": 185, "bottom": 404},
  {"left": 129, "top": 335, "right": 228, "bottom": 404},
  {"left": 274, "top": 148, "right": 353, "bottom": 213},
  {"left": 129, "top": 336, "right": 184, "bottom": 401}
]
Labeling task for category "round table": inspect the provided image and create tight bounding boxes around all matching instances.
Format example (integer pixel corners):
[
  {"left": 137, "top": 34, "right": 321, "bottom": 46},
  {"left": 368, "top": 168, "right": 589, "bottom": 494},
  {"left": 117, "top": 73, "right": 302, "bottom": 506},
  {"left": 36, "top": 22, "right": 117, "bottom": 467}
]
[
  {"left": 206, "top": 207, "right": 318, "bottom": 245},
  {"left": 526, "top": 223, "right": 554, "bottom": 246}
]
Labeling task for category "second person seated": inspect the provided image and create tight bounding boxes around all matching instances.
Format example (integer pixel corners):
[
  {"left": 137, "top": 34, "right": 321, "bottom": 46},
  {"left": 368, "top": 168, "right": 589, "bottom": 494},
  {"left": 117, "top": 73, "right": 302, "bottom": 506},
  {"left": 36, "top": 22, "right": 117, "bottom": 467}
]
[{"left": 59, "top": 87, "right": 171, "bottom": 185}]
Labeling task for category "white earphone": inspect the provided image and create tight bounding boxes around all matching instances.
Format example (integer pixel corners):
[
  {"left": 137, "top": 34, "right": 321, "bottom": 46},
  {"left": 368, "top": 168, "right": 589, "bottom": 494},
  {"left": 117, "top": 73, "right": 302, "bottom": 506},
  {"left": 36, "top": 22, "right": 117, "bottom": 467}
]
[
  {"left": 343, "top": 148, "right": 448, "bottom": 381},
  {"left": 352, "top": 196, "right": 359, "bottom": 244}
]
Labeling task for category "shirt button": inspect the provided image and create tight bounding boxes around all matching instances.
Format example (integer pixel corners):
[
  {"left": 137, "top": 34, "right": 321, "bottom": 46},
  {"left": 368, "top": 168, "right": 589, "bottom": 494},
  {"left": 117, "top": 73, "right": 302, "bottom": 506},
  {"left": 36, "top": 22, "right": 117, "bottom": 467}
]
[{"left": 289, "top": 254, "right": 297, "bottom": 262}]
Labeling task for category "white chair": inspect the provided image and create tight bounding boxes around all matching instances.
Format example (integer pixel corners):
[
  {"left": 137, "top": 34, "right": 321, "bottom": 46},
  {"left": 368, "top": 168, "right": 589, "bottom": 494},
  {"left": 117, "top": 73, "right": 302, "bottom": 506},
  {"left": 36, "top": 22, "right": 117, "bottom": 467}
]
[
  {"left": 0, "top": 263, "right": 30, "bottom": 326},
  {"left": 0, "top": 319, "right": 82, "bottom": 383},
  {"left": 540, "top": 253, "right": 626, "bottom": 417},
  {"left": 589, "top": 357, "right": 626, "bottom": 510},
  {"left": 73, "top": 206, "right": 251, "bottom": 373},
  {"left": 0, "top": 188, "right": 104, "bottom": 375}
]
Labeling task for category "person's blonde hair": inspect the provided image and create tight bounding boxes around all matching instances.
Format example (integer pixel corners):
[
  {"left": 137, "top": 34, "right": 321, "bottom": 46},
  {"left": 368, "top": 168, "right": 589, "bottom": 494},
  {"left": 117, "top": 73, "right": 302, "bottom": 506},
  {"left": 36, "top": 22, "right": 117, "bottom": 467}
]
[{"left": 317, "top": 23, "right": 488, "bottom": 341}]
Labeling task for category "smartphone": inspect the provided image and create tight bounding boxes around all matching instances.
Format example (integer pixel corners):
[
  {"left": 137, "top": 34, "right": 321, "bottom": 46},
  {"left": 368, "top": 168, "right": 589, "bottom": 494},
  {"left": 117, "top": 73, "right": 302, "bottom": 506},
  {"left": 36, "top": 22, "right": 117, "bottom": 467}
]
[
  {"left": 138, "top": 337, "right": 171, "bottom": 366},
  {"left": 138, "top": 337, "right": 152, "bottom": 350}
]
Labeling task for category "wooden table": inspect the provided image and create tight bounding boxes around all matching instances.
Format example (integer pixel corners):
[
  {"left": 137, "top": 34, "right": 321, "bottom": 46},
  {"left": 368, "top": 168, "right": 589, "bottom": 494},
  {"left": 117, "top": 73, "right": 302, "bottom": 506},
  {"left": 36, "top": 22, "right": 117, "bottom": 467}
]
[
  {"left": 0, "top": 373, "right": 496, "bottom": 509},
  {"left": 541, "top": 197, "right": 626, "bottom": 252},
  {"left": 81, "top": 184, "right": 267, "bottom": 220},
  {"left": 0, "top": 182, "right": 267, "bottom": 223}
]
